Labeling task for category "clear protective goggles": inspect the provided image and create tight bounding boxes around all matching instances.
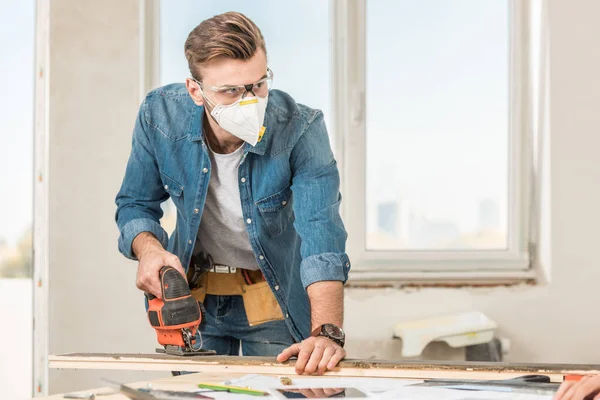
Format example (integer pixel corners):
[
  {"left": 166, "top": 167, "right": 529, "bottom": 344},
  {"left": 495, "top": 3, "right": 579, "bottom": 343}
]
[{"left": 193, "top": 68, "right": 273, "bottom": 106}]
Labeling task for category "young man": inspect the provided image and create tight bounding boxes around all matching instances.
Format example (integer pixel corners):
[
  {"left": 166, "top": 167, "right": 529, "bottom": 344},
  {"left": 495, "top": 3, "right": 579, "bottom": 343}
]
[
  {"left": 554, "top": 376, "right": 600, "bottom": 400},
  {"left": 115, "top": 12, "right": 350, "bottom": 375}
]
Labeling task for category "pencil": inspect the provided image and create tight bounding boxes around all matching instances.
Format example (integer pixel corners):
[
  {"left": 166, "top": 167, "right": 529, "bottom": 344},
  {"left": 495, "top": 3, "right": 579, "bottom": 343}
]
[{"left": 198, "top": 382, "right": 269, "bottom": 396}]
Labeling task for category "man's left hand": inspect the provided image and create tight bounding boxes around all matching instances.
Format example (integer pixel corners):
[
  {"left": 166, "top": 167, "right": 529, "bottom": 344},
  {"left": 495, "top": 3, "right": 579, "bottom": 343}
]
[{"left": 277, "top": 336, "right": 346, "bottom": 375}]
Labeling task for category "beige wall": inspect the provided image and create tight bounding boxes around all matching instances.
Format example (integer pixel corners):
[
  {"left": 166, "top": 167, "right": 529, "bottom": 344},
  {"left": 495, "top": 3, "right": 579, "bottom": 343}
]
[{"left": 47, "top": 0, "right": 600, "bottom": 394}]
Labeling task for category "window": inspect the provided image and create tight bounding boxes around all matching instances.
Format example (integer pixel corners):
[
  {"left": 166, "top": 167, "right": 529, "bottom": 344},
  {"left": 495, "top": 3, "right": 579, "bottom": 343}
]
[
  {"left": 159, "top": 0, "right": 330, "bottom": 125},
  {"left": 154, "top": 0, "right": 541, "bottom": 279},
  {"left": 157, "top": 0, "right": 331, "bottom": 231},
  {"left": 366, "top": 1, "right": 509, "bottom": 251},
  {"left": 0, "top": 1, "right": 35, "bottom": 398},
  {"left": 339, "top": 0, "right": 538, "bottom": 276}
]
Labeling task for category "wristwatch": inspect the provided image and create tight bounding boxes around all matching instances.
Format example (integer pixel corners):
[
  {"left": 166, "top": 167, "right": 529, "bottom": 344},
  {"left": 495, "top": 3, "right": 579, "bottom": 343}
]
[{"left": 311, "top": 323, "right": 345, "bottom": 348}]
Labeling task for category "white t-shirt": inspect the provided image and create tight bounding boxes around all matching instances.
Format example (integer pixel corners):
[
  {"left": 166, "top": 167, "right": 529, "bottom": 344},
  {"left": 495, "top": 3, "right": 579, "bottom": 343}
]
[{"left": 194, "top": 143, "right": 260, "bottom": 270}]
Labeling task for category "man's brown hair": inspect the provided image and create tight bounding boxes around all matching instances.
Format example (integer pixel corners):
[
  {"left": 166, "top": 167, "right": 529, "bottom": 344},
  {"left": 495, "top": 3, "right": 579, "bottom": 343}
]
[{"left": 184, "top": 12, "right": 267, "bottom": 80}]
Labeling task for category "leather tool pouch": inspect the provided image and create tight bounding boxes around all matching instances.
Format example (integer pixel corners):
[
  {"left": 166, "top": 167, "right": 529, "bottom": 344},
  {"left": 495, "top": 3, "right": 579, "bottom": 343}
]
[
  {"left": 190, "top": 284, "right": 207, "bottom": 304},
  {"left": 241, "top": 280, "right": 285, "bottom": 326},
  {"left": 190, "top": 268, "right": 284, "bottom": 326}
]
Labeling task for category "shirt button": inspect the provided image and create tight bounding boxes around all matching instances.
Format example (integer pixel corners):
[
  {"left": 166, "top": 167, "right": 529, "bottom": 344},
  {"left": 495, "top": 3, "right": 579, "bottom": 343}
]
[
  {"left": 241, "top": 177, "right": 246, "bottom": 183},
  {"left": 246, "top": 218, "right": 252, "bottom": 224},
  {"left": 275, "top": 285, "right": 279, "bottom": 291},
  {"left": 188, "top": 240, "right": 193, "bottom": 245},
  {"left": 282, "top": 200, "right": 287, "bottom": 206},
  {"left": 164, "top": 185, "right": 169, "bottom": 190},
  {"left": 285, "top": 313, "right": 289, "bottom": 318},
  {"left": 346, "top": 262, "right": 350, "bottom": 268},
  {"left": 194, "top": 208, "right": 199, "bottom": 214},
  {"left": 259, "top": 255, "right": 264, "bottom": 260},
  {"left": 202, "top": 167, "right": 208, "bottom": 173}
]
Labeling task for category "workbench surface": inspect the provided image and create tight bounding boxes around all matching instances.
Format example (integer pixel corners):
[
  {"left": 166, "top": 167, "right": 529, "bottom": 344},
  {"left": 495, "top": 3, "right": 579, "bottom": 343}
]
[{"left": 41, "top": 353, "right": 600, "bottom": 399}]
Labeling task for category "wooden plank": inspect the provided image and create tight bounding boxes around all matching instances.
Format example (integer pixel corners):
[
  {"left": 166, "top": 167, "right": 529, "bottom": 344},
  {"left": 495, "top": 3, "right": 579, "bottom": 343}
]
[{"left": 49, "top": 353, "right": 600, "bottom": 382}]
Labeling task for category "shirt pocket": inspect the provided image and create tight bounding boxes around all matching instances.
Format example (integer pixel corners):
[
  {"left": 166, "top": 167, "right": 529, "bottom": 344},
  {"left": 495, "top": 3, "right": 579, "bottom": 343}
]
[
  {"left": 255, "top": 186, "right": 294, "bottom": 238},
  {"left": 160, "top": 172, "right": 186, "bottom": 221}
]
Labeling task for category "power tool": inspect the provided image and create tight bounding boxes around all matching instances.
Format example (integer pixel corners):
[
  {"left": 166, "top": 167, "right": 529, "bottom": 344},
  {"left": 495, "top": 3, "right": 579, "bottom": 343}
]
[{"left": 146, "top": 266, "right": 214, "bottom": 356}]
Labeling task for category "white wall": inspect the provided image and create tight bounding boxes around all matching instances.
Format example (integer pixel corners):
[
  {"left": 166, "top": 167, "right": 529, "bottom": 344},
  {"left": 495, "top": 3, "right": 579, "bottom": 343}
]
[
  {"left": 345, "top": 0, "right": 600, "bottom": 365},
  {"left": 0, "top": 280, "right": 32, "bottom": 400},
  {"left": 47, "top": 0, "right": 600, "bottom": 394},
  {"left": 48, "top": 0, "right": 168, "bottom": 394}
]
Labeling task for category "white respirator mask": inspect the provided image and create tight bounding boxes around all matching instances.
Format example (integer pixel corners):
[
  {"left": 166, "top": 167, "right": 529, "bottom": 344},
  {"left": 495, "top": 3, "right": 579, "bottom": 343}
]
[{"left": 196, "top": 82, "right": 268, "bottom": 147}]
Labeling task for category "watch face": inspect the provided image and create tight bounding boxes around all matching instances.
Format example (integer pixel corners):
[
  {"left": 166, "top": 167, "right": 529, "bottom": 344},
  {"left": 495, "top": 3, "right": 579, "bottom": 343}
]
[{"left": 323, "top": 324, "right": 344, "bottom": 340}]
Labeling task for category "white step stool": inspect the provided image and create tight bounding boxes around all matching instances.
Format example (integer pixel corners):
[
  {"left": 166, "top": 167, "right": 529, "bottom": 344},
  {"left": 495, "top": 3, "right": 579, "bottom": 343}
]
[{"left": 393, "top": 311, "right": 498, "bottom": 358}]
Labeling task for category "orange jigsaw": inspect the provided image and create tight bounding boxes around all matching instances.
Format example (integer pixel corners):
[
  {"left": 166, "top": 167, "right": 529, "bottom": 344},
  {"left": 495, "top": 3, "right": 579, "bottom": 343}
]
[{"left": 146, "top": 266, "right": 214, "bottom": 356}]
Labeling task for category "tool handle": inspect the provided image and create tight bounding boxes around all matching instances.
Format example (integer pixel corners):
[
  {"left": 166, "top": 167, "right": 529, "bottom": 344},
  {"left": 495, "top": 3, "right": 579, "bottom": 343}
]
[
  {"left": 145, "top": 292, "right": 156, "bottom": 300},
  {"left": 145, "top": 266, "right": 187, "bottom": 301},
  {"left": 159, "top": 265, "right": 191, "bottom": 299},
  {"left": 147, "top": 266, "right": 200, "bottom": 328}
]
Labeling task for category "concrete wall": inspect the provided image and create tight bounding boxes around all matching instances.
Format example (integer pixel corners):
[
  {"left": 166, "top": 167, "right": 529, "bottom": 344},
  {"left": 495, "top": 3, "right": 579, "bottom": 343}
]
[{"left": 47, "top": 0, "right": 600, "bottom": 394}]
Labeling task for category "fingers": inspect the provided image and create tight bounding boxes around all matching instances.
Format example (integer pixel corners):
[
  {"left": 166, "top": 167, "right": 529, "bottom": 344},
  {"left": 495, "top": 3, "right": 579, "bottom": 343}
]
[
  {"left": 588, "top": 375, "right": 600, "bottom": 399},
  {"left": 317, "top": 346, "right": 337, "bottom": 375},
  {"left": 277, "top": 344, "right": 301, "bottom": 363},
  {"left": 297, "top": 389, "right": 321, "bottom": 398},
  {"left": 293, "top": 387, "right": 343, "bottom": 398},
  {"left": 327, "top": 347, "right": 346, "bottom": 370},
  {"left": 322, "top": 388, "right": 344, "bottom": 397},
  {"left": 166, "top": 254, "right": 186, "bottom": 279},
  {"left": 136, "top": 265, "right": 162, "bottom": 299},
  {"left": 562, "top": 377, "right": 585, "bottom": 400},
  {"left": 295, "top": 340, "right": 315, "bottom": 375},
  {"left": 573, "top": 375, "right": 600, "bottom": 400},
  {"left": 285, "top": 337, "right": 345, "bottom": 375},
  {"left": 554, "top": 375, "right": 600, "bottom": 400},
  {"left": 136, "top": 250, "right": 184, "bottom": 299},
  {"left": 554, "top": 381, "right": 576, "bottom": 400},
  {"left": 303, "top": 343, "right": 326, "bottom": 375}
]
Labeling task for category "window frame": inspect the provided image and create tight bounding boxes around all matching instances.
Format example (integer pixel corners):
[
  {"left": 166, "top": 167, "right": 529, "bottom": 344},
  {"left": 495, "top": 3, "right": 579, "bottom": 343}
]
[
  {"left": 331, "top": 0, "right": 538, "bottom": 282},
  {"left": 33, "top": 0, "right": 50, "bottom": 395}
]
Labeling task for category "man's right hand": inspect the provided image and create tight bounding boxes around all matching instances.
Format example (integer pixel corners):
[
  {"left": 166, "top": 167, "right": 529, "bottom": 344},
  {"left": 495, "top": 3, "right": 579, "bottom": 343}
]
[
  {"left": 132, "top": 232, "right": 186, "bottom": 299},
  {"left": 554, "top": 375, "right": 600, "bottom": 400}
]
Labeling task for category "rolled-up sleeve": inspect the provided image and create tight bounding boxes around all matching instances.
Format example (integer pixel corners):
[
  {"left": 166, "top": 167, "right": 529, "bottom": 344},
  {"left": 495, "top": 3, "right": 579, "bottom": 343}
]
[
  {"left": 115, "top": 99, "right": 169, "bottom": 260},
  {"left": 290, "top": 111, "right": 351, "bottom": 289}
]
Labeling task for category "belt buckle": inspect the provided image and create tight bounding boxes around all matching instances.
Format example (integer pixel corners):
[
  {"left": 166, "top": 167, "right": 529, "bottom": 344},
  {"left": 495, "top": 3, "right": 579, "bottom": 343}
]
[{"left": 213, "top": 265, "right": 236, "bottom": 274}]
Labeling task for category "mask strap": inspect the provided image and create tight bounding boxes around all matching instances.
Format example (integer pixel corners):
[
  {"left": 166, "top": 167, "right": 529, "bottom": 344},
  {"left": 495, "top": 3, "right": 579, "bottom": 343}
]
[
  {"left": 190, "top": 79, "right": 228, "bottom": 131},
  {"left": 198, "top": 92, "right": 221, "bottom": 127},
  {"left": 190, "top": 78, "right": 215, "bottom": 107},
  {"left": 201, "top": 92, "right": 215, "bottom": 108}
]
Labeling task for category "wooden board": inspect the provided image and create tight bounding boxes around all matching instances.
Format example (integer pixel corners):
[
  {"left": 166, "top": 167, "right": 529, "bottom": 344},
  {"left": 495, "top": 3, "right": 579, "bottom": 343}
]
[{"left": 49, "top": 353, "right": 600, "bottom": 382}]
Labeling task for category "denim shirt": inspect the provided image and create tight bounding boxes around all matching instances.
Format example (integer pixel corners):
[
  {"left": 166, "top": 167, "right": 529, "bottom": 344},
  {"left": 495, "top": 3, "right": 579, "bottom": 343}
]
[{"left": 115, "top": 84, "right": 351, "bottom": 341}]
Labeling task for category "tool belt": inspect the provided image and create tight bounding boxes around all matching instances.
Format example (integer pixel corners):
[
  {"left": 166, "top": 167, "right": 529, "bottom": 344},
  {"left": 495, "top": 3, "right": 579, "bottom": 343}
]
[{"left": 188, "top": 253, "right": 284, "bottom": 326}]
